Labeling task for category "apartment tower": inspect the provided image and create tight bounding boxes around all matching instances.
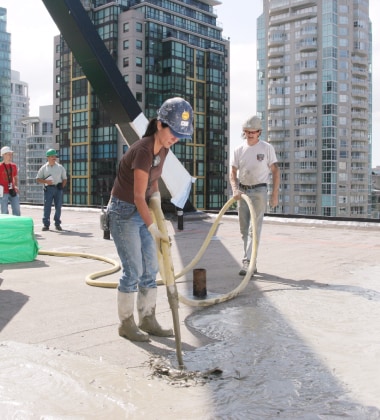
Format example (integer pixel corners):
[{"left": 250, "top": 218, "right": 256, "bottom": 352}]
[
  {"left": 22, "top": 106, "right": 54, "bottom": 204},
  {"left": 0, "top": 8, "right": 11, "bottom": 150},
  {"left": 10, "top": 70, "right": 29, "bottom": 202},
  {"left": 53, "top": 0, "right": 229, "bottom": 210},
  {"left": 258, "top": 0, "right": 372, "bottom": 217}
]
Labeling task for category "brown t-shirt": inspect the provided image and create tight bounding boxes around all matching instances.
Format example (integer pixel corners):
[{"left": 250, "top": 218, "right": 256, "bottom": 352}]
[{"left": 111, "top": 136, "right": 168, "bottom": 203}]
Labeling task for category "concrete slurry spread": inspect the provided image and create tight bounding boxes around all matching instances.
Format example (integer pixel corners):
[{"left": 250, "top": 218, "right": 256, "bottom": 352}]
[{"left": 1, "top": 205, "right": 379, "bottom": 419}]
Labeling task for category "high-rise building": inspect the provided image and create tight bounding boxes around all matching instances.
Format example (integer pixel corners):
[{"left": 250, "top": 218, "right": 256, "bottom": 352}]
[
  {"left": 22, "top": 106, "right": 54, "bottom": 204},
  {"left": 11, "top": 70, "right": 29, "bottom": 202},
  {"left": 258, "top": 0, "right": 372, "bottom": 218},
  {"left": 372, "top": 166, "right": 380, "bottom": 219},
  {"left": 0, "top": 7, "right": 11, "bottom": 150},
  {"left": 53, "top": 0, "right": 229, "bottom": 210}
]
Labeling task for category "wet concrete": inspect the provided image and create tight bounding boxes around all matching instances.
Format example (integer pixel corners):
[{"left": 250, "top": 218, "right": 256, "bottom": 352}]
[{"left": 0, "top": 205, "right": 380, "bottom": 418}]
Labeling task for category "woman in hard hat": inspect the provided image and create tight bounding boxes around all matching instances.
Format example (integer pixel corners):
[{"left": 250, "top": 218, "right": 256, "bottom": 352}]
[
  {"left": 108, "top": 97, "right": 194, "bottom": 342},
  {"left": 0, "top": 146, "right": 21, "bottom": 216}
]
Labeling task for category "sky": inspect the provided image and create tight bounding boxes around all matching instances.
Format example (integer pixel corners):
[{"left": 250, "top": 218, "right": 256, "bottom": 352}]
[{"left": 2, "top": 0, "right": 380, "bottom": 167}]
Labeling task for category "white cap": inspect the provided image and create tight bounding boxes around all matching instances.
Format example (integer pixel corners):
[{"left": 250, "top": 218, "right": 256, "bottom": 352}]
[{"left": 1, "top": 146, "right": 14, "bottom": 156}]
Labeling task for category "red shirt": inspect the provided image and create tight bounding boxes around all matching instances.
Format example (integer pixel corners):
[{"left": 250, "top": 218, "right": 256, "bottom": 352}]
[{"left": 0, "top": 162, "right": 18, "bottom": 193}]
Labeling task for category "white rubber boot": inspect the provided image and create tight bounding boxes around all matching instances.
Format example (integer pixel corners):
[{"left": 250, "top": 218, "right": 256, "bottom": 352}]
[
  {"left": 117, "top": 291, "right": 150, "bottom": 342},
  {"left": 137, "top": 287, "right": 173, "bottom": 337}
]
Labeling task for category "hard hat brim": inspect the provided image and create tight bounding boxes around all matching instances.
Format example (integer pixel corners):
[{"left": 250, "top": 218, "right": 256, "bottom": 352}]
[{"left": 169, "top": 127, "right": 193, "bottom": 139}]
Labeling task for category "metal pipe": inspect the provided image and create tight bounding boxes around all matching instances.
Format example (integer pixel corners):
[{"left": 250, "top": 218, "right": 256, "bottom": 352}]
[
  {"left": 177, "top": 209, "right": 184, "bottom": 230},
  {"left": 193, "top": 268, "right": 207, "bottom": 298}
]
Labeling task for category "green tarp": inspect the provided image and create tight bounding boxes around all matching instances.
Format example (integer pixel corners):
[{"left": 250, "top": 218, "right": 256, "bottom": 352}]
[{"left": 0, "top": 215, "right": 39, "bottom": 264}]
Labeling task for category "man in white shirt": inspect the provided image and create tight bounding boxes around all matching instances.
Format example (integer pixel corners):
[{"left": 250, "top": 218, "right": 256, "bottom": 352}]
[
  {"left": 36, "top": 149, "right": 67, "bottom": 231},
  {"left": 230, "top": 116, "right": 280, "bottom": 276}
]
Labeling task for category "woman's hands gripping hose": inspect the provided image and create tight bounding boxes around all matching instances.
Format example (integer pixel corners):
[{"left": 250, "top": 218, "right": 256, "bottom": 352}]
[
  {"left": 148, "top": 191, "right": 169, "bottom": 245},
  {"left": 148, "top": 223, "right": 169, "bottom": 244}
]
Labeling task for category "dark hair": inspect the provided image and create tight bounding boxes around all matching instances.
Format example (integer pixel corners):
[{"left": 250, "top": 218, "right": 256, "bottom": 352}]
[{"left": 143, "top": 118, "right": 169, "bottom": 137}]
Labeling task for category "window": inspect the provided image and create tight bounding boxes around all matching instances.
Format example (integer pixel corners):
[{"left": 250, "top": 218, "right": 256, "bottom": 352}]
[
  {"left": 136, "top": 22, "right": 142, "bottom": 33},
  {"left": 136, "top": 92, "right": 142, "bottom": 102},
  {"left": 123, "top": 57, "right": 129, "bottom": 68},
  {"left": 123, "top": 22, "right": 129, "bottom": 32},
  {"left": 136, "top": 39, "right": 143, "bottom": 50},
  {"left": 136, "top": 74, "right": 142, "bottom": 84},
  {"left": 339, "top": 38, "right": 348, "bottom": 47},
  {"left": 339, "top": 16, "right": 348, "bottom": 25},
  {"left": 339, "top": 94, "right": 347, "bottom": 103},
  {"left": 339, "top": 117, "right": 347, "bottom": 125},
  {"left": 72, "top": 111, "right": 89, "bottom": 128},
  {"left": 136, "top": 57, "right": 142, "bottom": 67},
  {"left": 123, "top": 40, "right": 129, "bottom": 50}
]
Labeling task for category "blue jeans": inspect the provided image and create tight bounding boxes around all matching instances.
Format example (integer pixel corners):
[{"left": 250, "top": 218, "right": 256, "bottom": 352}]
[
  {"left": 108, "top": 196, "right": 158, "bottom": 293},
  {"left": 238, "top": 186, "right": 268, "bottom": 263},
  {"left": 0, "top": 193, "right": 21, "bottom": 216},
  {"left": 43, "top": 186, "right": 63, "bottom": 227}
]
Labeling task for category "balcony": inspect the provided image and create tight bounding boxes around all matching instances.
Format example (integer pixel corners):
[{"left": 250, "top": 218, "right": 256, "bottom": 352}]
[
  {"left": 268, "top": 68, "right": 286, "bottom": 78},
  {"left": 298, "top": 37, "right": 317, "bottom": 52},
  {"left": 268, "top": 57, "right": 285, "bottom": 68},
  {"left": 299, "top": 60, "right": 318, "bottom": 73},
  {"left": 351, "top": 77, "right": 368, "bottom": 88}
]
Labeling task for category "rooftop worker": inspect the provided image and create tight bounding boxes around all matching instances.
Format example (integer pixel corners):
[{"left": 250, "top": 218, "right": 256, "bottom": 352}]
[
  {"left": 108, "top": 97, "right": 193, "bottom": 342},
  {"left": 36, "top": 149, "right": 68, "bottom": 231},
  {"left": 0, "top": 146, "right": 21, "bottom": 216},
  {"left": 230, "top": 115, "right": 280, "bottom": 276}
]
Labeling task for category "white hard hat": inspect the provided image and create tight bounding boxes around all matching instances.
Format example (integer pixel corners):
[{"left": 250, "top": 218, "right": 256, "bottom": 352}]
[
  {"left": 242, "top": 116, "right": 262, "bottom": 131},
  {"left": 1, "top": 146, "right": 14, "bottom": 156}
]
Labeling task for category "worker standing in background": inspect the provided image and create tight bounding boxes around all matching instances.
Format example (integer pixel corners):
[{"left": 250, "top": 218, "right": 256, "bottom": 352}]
[
  {"left": 36, "top": 149, "right": 67, "bottom": 231},
  {"left": 0, "top": 146, "right": 21, "bottom": 216},
  {"left": 230, "top": 116, "right": 280, "bottom": 276}
]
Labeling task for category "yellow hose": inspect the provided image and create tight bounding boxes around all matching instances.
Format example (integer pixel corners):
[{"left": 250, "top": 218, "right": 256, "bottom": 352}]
[
  {"left": 149, "top": 195, "right": 184, "bottom": 367},
  {"left": 37, "top": 250, "right": 121, "bottom": 287},
  {"left": 38, "top": 194, "right": 257, "bottom": 307},
  {"left": 171, "top": 194, "right": 257, "bottom": 307}
]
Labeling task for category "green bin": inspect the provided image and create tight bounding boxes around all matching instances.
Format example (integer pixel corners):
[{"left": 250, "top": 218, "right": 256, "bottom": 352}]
[{"left": 0, "top": 215, "right": 39, "bottom": 264}]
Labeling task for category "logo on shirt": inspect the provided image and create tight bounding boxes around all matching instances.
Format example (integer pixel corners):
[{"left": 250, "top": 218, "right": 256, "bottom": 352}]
[{"left": 257, "top": 154, "right": 264, "bottom": 161}]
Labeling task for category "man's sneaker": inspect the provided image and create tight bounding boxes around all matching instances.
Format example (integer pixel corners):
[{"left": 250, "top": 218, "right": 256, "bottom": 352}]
[
  {"left": 42, "top": 226, "right": 49, "bottom": 231},
  {"left": 55, "top": 225, "right": 62, "bottom": 231},
  {"left": 239, "top": 260, "right": 249, "bottom": 276},
  {"left": 239, "top": 261, "right": 258, "bottom": 276}
]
